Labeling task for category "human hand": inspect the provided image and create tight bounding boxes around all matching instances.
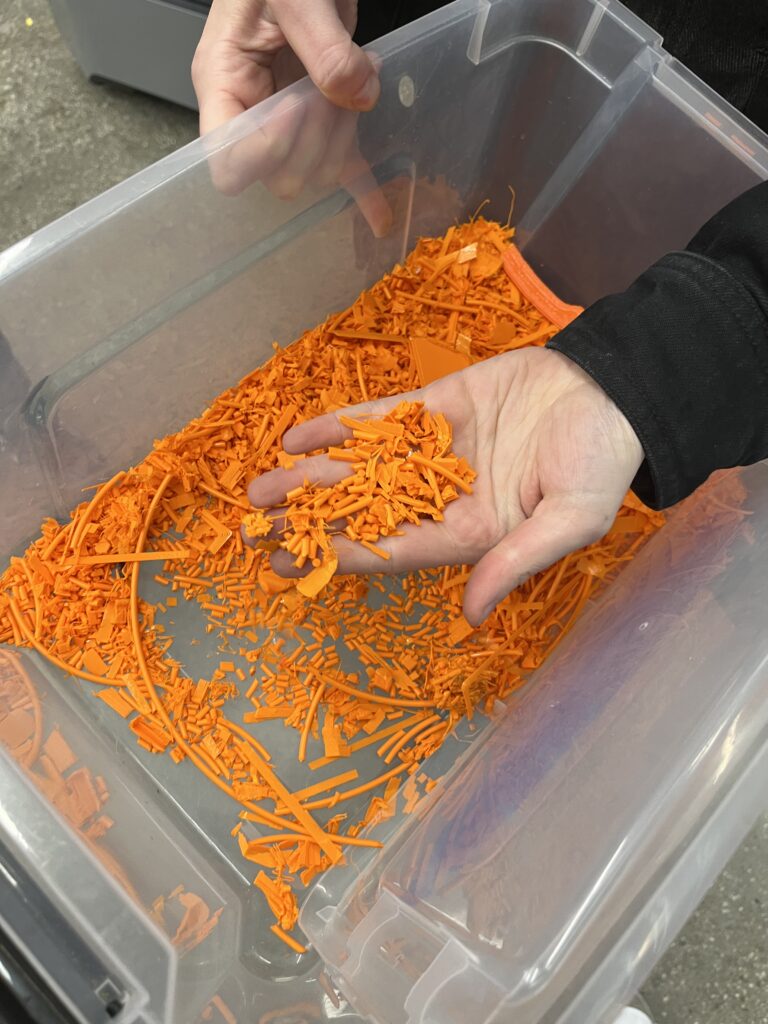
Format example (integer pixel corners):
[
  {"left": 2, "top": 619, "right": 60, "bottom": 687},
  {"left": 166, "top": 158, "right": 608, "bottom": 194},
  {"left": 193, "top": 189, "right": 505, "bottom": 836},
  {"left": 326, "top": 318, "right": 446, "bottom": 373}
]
[
  {"left": 192, "top": 0, "right": 379, "bottom": 133},
  {"left": 247, "top": 348, "right": 645, "bottom": 625},
  {"left": 191, "top": 0, "right": 390, "bottom": 233}
]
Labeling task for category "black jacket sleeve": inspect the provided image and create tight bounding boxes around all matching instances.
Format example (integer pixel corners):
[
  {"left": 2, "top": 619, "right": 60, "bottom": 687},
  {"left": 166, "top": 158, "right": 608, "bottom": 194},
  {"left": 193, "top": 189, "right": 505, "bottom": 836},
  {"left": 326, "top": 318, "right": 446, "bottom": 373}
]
[{"left": 548, "top": 180, "right": 768, "bottom": 509}]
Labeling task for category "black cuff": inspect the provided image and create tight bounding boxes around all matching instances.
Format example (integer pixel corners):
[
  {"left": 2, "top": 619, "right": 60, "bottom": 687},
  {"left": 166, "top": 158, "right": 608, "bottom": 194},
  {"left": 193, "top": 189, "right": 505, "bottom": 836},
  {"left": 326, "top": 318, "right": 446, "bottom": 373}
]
[{"left": 548, "top": 185, "right": 768, "bottom": 509}]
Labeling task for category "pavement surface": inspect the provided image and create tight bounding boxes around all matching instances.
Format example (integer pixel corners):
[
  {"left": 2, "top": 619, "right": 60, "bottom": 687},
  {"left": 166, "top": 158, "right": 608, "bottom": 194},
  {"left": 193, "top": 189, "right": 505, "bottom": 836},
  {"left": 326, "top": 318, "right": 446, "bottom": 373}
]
[
  {"left": 0, "top": 0, "right": 197, "bottom": 249},
  {"left": 1, "top": 2, "right": 767, "bottom": 1022}
]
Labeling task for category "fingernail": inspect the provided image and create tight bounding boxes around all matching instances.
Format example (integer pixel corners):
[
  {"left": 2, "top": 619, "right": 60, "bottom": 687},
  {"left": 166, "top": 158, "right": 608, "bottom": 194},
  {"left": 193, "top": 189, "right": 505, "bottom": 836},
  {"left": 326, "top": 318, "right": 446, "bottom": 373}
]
[
  {"left": 353, "top": 74, "right": 380, "bottom": 111},
  {"left": 372, "top": 204, "right": 394, "bottom": 239}
]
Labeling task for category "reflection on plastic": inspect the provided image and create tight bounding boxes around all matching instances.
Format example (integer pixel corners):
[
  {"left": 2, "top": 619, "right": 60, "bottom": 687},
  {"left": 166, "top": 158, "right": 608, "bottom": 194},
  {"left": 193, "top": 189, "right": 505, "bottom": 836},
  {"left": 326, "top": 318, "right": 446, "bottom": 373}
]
[
  {"left": 203, "top": 86, "right": 393, "bottom": 240},
  {"left": 0, "top": 331, "right": 29, "bottom": 442}
]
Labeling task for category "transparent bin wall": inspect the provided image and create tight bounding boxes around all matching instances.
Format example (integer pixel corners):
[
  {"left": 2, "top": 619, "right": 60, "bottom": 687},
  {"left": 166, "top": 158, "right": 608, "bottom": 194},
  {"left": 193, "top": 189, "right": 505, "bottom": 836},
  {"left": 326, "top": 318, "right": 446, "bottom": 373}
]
[
  {"left": 301, "top": 466, "right": 768, "bottom": 1024},
  {"left": 1, "top": 1, "right": 768, "bottom": 1023},
  {"left": 0, "top": 689, "right": 237, "bottom": 1024}
]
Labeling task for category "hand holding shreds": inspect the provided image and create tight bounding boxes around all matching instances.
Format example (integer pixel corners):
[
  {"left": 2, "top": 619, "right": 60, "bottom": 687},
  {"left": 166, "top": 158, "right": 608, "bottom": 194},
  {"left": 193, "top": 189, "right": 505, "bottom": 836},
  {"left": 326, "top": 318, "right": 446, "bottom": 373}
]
[{"left": 243, "top": 402, "right": 476, "bottom": 597}]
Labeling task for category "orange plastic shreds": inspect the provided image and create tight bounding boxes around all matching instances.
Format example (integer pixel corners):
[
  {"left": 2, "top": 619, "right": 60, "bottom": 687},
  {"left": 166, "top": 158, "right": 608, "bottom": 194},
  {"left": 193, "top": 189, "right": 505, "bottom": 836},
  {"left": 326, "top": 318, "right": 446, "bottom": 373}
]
[
  {"left": 94, "top": 688, "right": 135, "bottom": 717},
  {"left": 173, "top": 891, "right": 209, "bottom": 943},
  {"left": 501, "top": 244, "right": 584, "bottom": 329},
  {"left": 299, "top": 679, "right": 326, "bottom": 763},
  {"left": 148, "top": 887, "right": 225, "bottom": 955},
  {"left": 254, "top": 871, "right": 299, "bottom": 931},
  {"left": 243, "top": 510, "right": 273, "bottom": 540},
  {"left": 292, "top": 769, "right": 359, "bottom": 802},
  {"left": 0, "top": 708, "right": 37, "bottom": 760},
  {"left": 300, "top": 763, "right": 410, "bottom": 811},
  {"left": 296, "top": 548, "right": 338, "bottom": 599},
  {"left": 270, "top": 924, "right": 307, "bottom": 954},
  {"left": 224, "top": 720, "right": 344, "bottom": 864},
  {"left": 43, "top": 729, "right": 77, "bottom": 774},
  {"left": 243, "top": 707, "right": 291, "bottom": 722},
  {"left": 211, "top": 995, "right": 238, "bottom": 1024},
  {"left": 82, "top": 647, "right": 110, "bottom": 677},
  {"left": 410, "top": 335, "right": 471, "bottom": 386},
  {"left": 0, "top": 216, "right": 679, "bottom": 953},
  {"left": 65, "top": 767, "right": 102, "bottom": 826},
  {"left": 244, "top": 401, "right": 475, "bottom": 599},
  {"left": 59, "top": 549, "right": 192, "bottom": 567},
  {"left": 84, "top": 815, "right": 114, "bottom": 840}
]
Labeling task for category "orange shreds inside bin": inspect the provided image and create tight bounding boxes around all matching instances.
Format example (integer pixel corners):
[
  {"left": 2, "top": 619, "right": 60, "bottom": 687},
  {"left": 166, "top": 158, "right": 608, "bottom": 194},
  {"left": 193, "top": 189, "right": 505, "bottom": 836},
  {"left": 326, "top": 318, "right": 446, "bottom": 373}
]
[{"left": 0, "top": 217, "right": 667, "bottom": 954}]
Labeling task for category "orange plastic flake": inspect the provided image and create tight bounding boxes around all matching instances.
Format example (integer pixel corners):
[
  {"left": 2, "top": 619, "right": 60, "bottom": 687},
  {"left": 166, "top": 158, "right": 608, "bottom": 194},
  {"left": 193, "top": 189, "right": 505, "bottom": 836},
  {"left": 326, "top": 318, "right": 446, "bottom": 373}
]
[
  {"left": 82, "top": 648, "right": 110, "bottom": 677},
  {"left": 65, "top": 767, "right": 102, "bottom": 826},
  {"left": 0, "top": 707, "right": 35, "bottom": 755},
  {"left": 502, "top": 244, "right": 584, "bottom": 329},
  {"left": 270, "top": 923, "right": 307, "bottom": 954},
  {"left": 296, "top": 547, "right": 339, "bottom": 599},
  {"left": 243, "top": 510, "right": 273, "bottom": 539},
  {"left": 43, "top": 729, "right": 77, "bottom": 774},
  {"left": 409, "top": 335, "right": 471, "bottom": 386}
]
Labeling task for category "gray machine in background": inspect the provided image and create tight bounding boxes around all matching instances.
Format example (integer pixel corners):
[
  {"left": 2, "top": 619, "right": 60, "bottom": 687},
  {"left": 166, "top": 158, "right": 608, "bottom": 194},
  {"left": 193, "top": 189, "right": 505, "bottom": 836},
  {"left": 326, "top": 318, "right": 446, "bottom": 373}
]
[{"left": 48, "top": 0, "right": 210, "bottom": 110}]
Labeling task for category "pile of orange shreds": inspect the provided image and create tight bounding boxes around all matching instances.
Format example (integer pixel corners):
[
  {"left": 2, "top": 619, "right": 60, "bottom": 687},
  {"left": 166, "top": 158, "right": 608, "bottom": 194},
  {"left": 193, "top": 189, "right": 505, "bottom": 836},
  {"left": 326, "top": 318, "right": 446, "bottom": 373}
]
[
  {"left": 0, "top": 217, "right": 666, "bottom": 955},
  {"left": 244, "top": 401, "right": 475, "bottom": 597}
]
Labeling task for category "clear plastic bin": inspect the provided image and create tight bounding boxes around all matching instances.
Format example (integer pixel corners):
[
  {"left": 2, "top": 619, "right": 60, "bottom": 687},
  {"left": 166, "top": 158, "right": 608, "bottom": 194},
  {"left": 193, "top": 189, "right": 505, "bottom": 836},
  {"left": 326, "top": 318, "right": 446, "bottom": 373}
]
[{"left": 1, "top": 2, "right": 768, "bottom": 1023}]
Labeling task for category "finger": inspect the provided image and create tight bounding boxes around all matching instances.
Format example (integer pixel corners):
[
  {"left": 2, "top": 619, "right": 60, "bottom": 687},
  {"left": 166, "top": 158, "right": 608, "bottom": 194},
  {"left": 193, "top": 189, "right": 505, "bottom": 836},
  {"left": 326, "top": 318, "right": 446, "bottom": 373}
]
[
  {"left": 312, "top": 102, "right": 359, "bottom": 188},
  {"left": 270, "top": 519, "right": 462, "bottom": 579},
  {"left": 247, "top": 453, "right": 352, "bottom": 508},
  {"left": 202, "top": 91, "right": 306, "bottom": 195},
  {"left": 261, "top": 92, "right": 338, "bottom": 200},
  {"left": 193, "top": 38, "right": 276, "bottom": 137},
  {"left": 283, "top": 389, "right": 424, "bottom": 454},
  {"left": 198, "top": 90, "right": 248, "bottom": 137},
  {"left": 272, "top": 0, "right": 379, "bottom": 110},
  {"left": 340, "top": 148, "right": 394, "bottom": 239},
  {"left": 303, "top": 108, "right": 392, "bottom": 235},
  {"left": 462, "top": 494, "right": 614, "bottom": 627}
]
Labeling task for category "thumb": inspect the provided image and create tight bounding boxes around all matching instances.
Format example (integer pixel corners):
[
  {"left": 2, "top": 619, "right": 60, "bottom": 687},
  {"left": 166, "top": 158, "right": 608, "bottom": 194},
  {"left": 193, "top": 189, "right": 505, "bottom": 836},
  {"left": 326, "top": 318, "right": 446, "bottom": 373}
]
[
  {"left": 462, "top": 494, "right": 613, "bottom": 627},
  {"left": 272, "top": 0, "right": 379, "bottom": 110}
]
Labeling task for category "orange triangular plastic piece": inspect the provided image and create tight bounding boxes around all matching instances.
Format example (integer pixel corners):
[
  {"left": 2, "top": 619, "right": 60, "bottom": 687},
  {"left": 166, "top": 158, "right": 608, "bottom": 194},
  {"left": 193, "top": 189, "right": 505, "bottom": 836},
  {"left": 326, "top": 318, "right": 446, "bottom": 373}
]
[{"left": 410, "top": 336, "right": 471, "bottom": 386}]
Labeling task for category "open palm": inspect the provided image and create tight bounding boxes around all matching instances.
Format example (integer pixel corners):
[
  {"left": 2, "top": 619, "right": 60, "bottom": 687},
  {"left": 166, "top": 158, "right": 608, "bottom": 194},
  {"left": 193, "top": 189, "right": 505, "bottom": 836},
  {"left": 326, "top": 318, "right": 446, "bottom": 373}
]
[{"left": 247, "top": 349, "right": 643, "bottom": 624}]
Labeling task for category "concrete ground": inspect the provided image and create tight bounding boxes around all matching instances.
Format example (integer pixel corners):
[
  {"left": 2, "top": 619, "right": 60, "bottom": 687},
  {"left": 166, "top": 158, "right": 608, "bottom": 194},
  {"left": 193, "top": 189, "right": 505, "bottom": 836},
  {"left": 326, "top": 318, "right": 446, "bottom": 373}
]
[
  {"left": 0, "top": 0, "right": 197, "bottom": 248},
  {"left": 1, "top": 2, "right": 767, "bottom": 1022}
]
